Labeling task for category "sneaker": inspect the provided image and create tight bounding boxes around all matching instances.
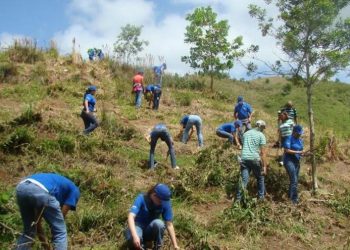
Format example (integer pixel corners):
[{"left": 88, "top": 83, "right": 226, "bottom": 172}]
[
  {"left": 279, "top": 161, "right": 284, "bottom": 166},
  {"left": 154, "top": 162, "right": 158, "bottom": 168},
  {"left": 173, "top": 166, "right": 180, "bottom": 170}
]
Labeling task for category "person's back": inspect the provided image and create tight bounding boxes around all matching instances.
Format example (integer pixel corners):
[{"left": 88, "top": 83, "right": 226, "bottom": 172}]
[
  {"left": 218, "top": 123, "right": 236, "bottom": 133},
  {"left": 133, "top": 73, "right": 144, "bottom": 84},
  {"left": 241, "top": 128, "right": 266, "bottom": 161}
]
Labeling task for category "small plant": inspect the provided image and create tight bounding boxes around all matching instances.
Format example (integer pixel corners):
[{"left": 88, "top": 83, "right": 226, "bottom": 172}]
[
  {"left": 0, "top": 61, "right": 17, "bottom": 82},
  {"left": 58, "top": 134, "right": 75, "bottom": 153},
  {"left": 175, "top": 93, "right": 192, "bottom": 106},
  {"left": 10, "top": 106, "right": 42, "bottom": 126},
  {"left": 281, "top": 83, "right": 292, "bottom": 96},
  {"left": 7, "top": 39, "right": 43, "bottom": 64},
  {"left": 1, "top": 127, "right": 34, "bottom": 153}
]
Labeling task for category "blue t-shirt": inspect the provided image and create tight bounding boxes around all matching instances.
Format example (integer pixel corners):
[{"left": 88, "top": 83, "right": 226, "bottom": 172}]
[
  {"left": 283, "top": 135, "right": 304, "bottom": 161},
  {"left": 153, "top": 65, "right": 163, "bottom": 75},
  {"left": 84, "top": 93, "right": 96, "bottom": 112},
  {"left": 145, "top": 85, "right": 154, "bottom": 92},
  {"left": 29, "top": 173, "right": 80, "bottom": 210},
  {"left": 180, "top": 115, "right": 189, "bottom": 128},
  {"left": 130, "top": 194, "right": 173, "bottom": 228},
  {"left": 234, "top": 102, "right": 253, "bottom": 120},
  {"left": 218, "top": 123, "right": 236, "bottom": 133}
]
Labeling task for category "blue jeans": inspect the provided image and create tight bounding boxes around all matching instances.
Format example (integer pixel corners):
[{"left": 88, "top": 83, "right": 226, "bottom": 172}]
[
  {"left": 149, "top": 130, "right": 176, "bottom": 168},
  {"left": 216, "top": 129, "right": 234, "bottom": 144},
  {"left": 236, "top": 160, "right": 265, "bottom": 201},
  {"left": 284, "top": 156, "right": 300, "bottom": 204},
  {"left": 152, "top": 88, "right": 162, "bottom": 110},
  {"left": 135, "top": 90, "right": 142, "bottom": 108},
  {"left": 155, "top": 74, "right": 162, "bottom": 86},
  {"left": 80, "top": 111, "right": 99, "bottom": 134},
  {"left": 16, "top": 181, "right": 67, "bottom": 250},
  {"left": 125, "top": 219, "right": 165, "bottom": 249},
  {"left": 182, "top": 115, "right": 203, "bottom": 147}
]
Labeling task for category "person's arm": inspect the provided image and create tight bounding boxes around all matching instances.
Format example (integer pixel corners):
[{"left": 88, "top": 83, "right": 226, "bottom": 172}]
[
  {"left": 248, "top": 110, "right": 254, "bottom": 122},
  {"left": 188, "top": 127, "right": 194, "bottom": 140},
  {"left": 61, "top": 205, "right": 70, "bottom": 218},
  {"left": 284, "top": 148, "right": 303, "bottom": 155},
  {"left": 260, "top": 146, "right": 267, "bottom": 175},
  {"left": 234, "top": 132, "right": 242, "bottom": 149},
  {"left": 127, "top": 213, "right": 141, "bottom": 249},
  {"left": 84, "top": 100, "right": 89, "bottom": 113},
  {"left": 177, "top": 126, "right": 184, "bottom": 140},
  {"left": 36, "top": 217, "right": 51, "bottom": 250},
  {"left": 166, "top": 221, "right": 179, "bottom": 249}
]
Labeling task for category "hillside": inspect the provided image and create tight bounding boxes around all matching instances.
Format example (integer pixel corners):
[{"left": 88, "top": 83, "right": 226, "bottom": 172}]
[{"left": 1, "top": 45, "right": 350, "bottom": 249}]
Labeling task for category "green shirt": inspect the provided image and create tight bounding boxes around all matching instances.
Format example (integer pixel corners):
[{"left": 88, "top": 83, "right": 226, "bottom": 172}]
[{"left": 241, "top": 128, "right": 266, "bottom": 161}]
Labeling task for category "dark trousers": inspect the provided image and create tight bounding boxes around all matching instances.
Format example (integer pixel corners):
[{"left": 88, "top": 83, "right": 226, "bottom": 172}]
[
  {"left": 152, "top": 89, "right": 162, "bottom": 110},
  {"left": 80, "top": 111, "right": 99, "bottom": 134}
]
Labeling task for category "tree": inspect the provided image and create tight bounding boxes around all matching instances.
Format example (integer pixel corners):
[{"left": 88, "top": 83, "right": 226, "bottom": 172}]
[
  {"left": 182, "top": 6, "right": 244, "bottom": 90},
  {"left": 113, "top": 24, "right": 149, "bottom": 64},
  {"left": 249, "top": 0, "right": 350, "bottom": 191}
]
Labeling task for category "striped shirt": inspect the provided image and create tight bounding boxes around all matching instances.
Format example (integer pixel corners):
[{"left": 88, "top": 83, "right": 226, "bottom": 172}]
[
  {"left": 241, "top": 128, "right": 266, "bottom": 161},
  {"left": 280, "top": 107, "right": 297, "bottom": 122},
  {"left": 279, "top": 119, "right": 294, "bottom": 137}
]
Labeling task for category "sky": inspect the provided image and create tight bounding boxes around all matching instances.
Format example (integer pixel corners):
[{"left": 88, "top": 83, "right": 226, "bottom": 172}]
[{"left": 0, "top": 0, "right": 349, "bottom": 82}]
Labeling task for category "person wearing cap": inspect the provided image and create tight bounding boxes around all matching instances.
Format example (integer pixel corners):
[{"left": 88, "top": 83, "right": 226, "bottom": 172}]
[
  {"left": 216, "top": 120, "right": 243, "bottom": 149},
  {"left": 125, "top": 183, "right": 180, "bottom": 250},
  {"left": 282, "top": 125, "right": 304, "bottom": 204},
  {"left": 146, "top": 124, "right": 179, "bottom": 170},
  {"left": 236, "top": 120, "right": 268, "bottom": 202},
  {"left": 15, "top": 173, "right": 80, "bottom": 250},
  {"left": 132, "top": 70, "right": 144, "bottom": 108},
  {"left": 144, "top": 84, "right": 155, "bottom": 108},
  {"left": 80, "top": 85, "right": 99, "bottom": 135},
  {"left": 180, "top": 114, "right": 204, "bottom": 148},
  {"left": 153, "top": 63, "right": 166, "bottom": 87},
  {"left": 234, "top": 96, "right": 253, "bottom": 132}
]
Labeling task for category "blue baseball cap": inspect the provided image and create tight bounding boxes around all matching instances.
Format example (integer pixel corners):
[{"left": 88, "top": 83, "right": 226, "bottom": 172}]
[
  {"left": 154, "top": 183, "right": 171, "bottom": 203},
  {"left": 88, "top": 85, "right": 97, "bottom": 91},
  {"left": 237, "top": 96, "right": 244, "bottom": 103},
  {"left": 234, "top": 120, "right": 242, "bottom": 128},
  {"left": 293, "top": 125, "right": 303, "bottom": 135}
]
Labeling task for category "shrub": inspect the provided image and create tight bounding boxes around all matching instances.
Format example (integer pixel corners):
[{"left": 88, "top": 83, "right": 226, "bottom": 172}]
[
  {"left": 58, "top": 134, "right": 75, "bottom": 153},
  {"left": 1, "top": 127, "right": 34, "bottom": 153},
  {"left": 281, "top": 83, "right": 292, "bottom": 96},
  {"left": 7, "top": 39, "right": 43, "bottom": 64},
  {"left": 175, "top": 93, "right": 192, "bottom": 106},
  {"left": 10, "top": 106, "right": 42, "bottom": 126},
  {"left": 0, "top": 61, "right": 17, "bottom": 82},
  {"left": 30, "top": 63, "right": 49, "bottom": 84}
]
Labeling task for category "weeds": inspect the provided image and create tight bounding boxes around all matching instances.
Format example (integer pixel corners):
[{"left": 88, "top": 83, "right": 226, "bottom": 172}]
[
  {"left": 7, "top": 39, "right": 43, "bottom": 64},
  {"left": 0, "top": 61, "right": 17, "bottom": 82},
  {"left": 1, "top": 127, "right": 34, "bottom": 154},
  {"left": 10, "top": 106, "right": 42, "bottom": 126},
  {"left": 58, "top": 134, "right": 75, "bottom": 153}
]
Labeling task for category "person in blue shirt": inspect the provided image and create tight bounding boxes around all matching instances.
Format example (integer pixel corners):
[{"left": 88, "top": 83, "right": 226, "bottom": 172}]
[
  {"left": 87, "top": 48, "right": 95, "bottom": 61},
  {"left": 146, "top": 124, "right": 179, "bottom": 170},
  {"left": 153, "top": 63, "right": 166, "bottom": 86},
  {"left": 216, "top": 120, "right": 243, "bottom": 149},
  {"left": 234, "top": 96, "right": 253, "bottom": 132},
  {"left": 15, "top": 173, "right": 80, "bottom": 250},
  {"left": 80, "top": 85, "right": 99, "bottom": 135},
  {"left": 282, "top": 125, "right": 304, "bottom": 204},
  {"left": 152, "top": 84, "right": 162, "bottom": 110},
  {"left": 144, "top": 84, "right": 154, "bottom": 108},
  {"left": 125, "top": 183, "right": 180, "bottom": 250},
  {"left": 180, "top": 114, "right": 204, "bottom": 148}
]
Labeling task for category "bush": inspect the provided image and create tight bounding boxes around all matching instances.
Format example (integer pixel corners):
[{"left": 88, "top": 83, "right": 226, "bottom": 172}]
[
  {"left": 1, "top": 127, "right": 34, "bottom": 153},
  {"left": 7, "top": 39, "right": 43, "bottom": 64},
  {"left": 281, "top": 83, "right": 292, "bottom": 96},
  {"left": 165, "top": 74, "right": 206, "bottom": 90},
  {"left": 30, "top": 63, "right": 49, "bottom": 84},
  {"left": 175, "top": 93, "right": 192, "bottom": 106},
  {"left": 101, "top": 111, "right": 137, "bottom": 140},
  {"left": 0, "top": 61, "right": 17, "bottom": 82}
]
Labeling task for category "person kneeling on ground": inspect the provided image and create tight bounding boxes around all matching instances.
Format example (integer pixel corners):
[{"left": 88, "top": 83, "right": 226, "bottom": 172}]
[
  {"left": 216, "top": 120, "right": 243, "bottom": 149},
  {"left": 236, "top": 120, "right": 268, "bottom": 202},
  {"left": 80, "top": 85, "right": 99, "bottom": 135},
  {"left": 152, "top": 84, "right": 162, "bottom": 110},
  {"left": 144, "top": 84, "right": 154, "bottom": 109},
  {"left": 125, "top": 183, "right": 180, "bottom": 250},
  {"left": 179, "top": 114, "right": 204, "bottom": 148},
  {"left": 146, "top": 124, "right": 179, "bottom": 170},
  {"left": 283, "top": 125, "right": 304, "bottom": 204},
  {"left": 15, "top": 173, "right": 80, "bottom": 250}
]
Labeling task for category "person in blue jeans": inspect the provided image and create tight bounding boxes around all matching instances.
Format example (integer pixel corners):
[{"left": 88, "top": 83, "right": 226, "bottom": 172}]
[
  {"left": 236, "top": 120, "right": 267, "bottom": 202},
  {"left": 15, "top": 173, "right": 80, "bottom": 250},
  {"left": 180, "top": 114, "right": 204, "bottom": 147},
  {"left": 216, "top": 120, "right": 243, "bottom": 149},
  {"left": 152, "top": 84, "right": 162, "bottom": 110},
  {"left": 125, "top": 183, "right": 180, "bottom": 250},
  {"left": 234, "top": 96, "right": 253, "bottom": 132},
  {"left": 153, "top": 63, "right": 166, "bottom": 86},
  {"left": 146, "top": 124, "right": 179, "bottom": 170},
  {"left": 80, "top": 85, "right": 99, "bottom": 135},
  {"left": 283, "top": 125, "right": 304, "bottom": 204}
]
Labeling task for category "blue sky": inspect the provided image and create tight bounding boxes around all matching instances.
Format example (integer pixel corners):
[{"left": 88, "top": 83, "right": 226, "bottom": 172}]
[{"left": 0, "top": 0, "right": 349, "bottom": 83}]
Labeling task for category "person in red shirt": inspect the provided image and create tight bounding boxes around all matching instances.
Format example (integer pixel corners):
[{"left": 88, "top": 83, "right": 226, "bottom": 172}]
[{"left": 132, "top": 70, "right": 144, "bottom": 108}]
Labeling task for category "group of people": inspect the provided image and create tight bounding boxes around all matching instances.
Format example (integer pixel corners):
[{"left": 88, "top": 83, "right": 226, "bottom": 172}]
[
  {"left": 14, "top": 64, "right": 306, "bottom": 249},
  {"left": 132, "top": 63, "right": 166, "bottom": 110},
  {"left": 87, "top": 48, "right": 104, "bottom": 61}
]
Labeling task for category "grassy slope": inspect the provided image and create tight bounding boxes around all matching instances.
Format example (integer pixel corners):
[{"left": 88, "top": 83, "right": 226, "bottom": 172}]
[{"left": 0, "top": 51, "right": 350, "bottom": 249}]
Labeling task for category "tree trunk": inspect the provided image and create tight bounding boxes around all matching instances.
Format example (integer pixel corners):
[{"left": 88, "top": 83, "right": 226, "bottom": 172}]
[
  {"left": 210, "top": 74, "right": 214, "bottom": 91},
  {"left": 306, "top": 83, "right": 318, "bottom": 192}
]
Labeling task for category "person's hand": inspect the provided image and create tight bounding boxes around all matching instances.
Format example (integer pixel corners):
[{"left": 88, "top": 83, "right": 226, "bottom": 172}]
[
  {"left": 133, "top": 236, "right": 141, "bottom": 249},
  {"left": 237, "top": 145, "right": 242, "bottom": 150},
  {"left": 174, "top": 246, "right": 180, "bottom": 250},
  {"left": 262, "top": 165, "right": 267, "bottom": 176}
]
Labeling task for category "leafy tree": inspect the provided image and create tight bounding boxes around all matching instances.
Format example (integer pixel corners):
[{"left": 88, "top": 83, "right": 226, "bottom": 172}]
[
  {"left": 113, "top": 24, "right": 149, "bottom": 64},
  {"left": 182, "top": 6, "right": 244, "bottom": 90},
  {"left": 249, "top": 0, "right": 350, "bottom": 191}
]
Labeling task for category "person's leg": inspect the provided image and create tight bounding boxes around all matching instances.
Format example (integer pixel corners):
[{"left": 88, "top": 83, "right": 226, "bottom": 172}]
[
  {"left": 84, "top": 113, "right": 99, "bottom": 134},
  {"left": 80, "top": 111, "right": 89, "bottom": 129},
  {"left": 156, "top": 90, "right": 162, "bottom": 110},
  {"left": 236, "top": 161, "right": 250, "bottom": 201},
  {"left": 284, "top": 158, "right": 298, "bottom": 203},
  {"left": 135, "top": 91, "right": 142, "bottom": 108},
  {"left": 194, "top": 119, "right": 203, "bottom": 147},
  {"left": 125, "top": 226, "right": 144, "bottom": 249},
  {"left": 216, "top": 130, "right": 234, "bottom": 144},
  {"left": 149, "top": 133, "right": 159, "bottom": 168},
  {"left": 163, "top": 132, "right": 177, "bottom": 168},
  {"left": 43, "top": 196, "right": 67, "bottom": 250},
  {"left": 143, "top": 219, "right": 165, "bottom": 249},
  {"left": 182, "top": 120, "right": 194, "bottom": 144},
  {"left": 251, "top": 160, "right": 265, "bottom": 199}
]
